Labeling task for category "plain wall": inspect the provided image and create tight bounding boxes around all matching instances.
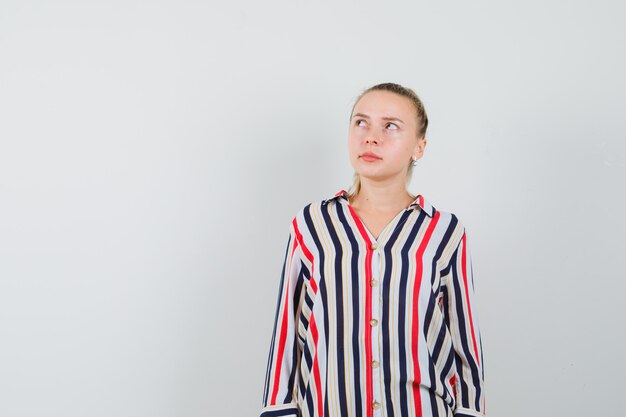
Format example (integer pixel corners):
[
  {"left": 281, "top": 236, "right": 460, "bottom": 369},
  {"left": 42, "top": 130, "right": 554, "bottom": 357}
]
[{"left": 1, "top": 1, "right": 625, "bottom": 416}]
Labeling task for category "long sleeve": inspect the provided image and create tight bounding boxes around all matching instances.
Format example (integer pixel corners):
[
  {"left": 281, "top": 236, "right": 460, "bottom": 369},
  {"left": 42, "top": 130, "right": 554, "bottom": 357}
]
[
  {"left": 260, "top": 217, "right": 308, "bottom": 417},
  {"left": 442, "top": 225, "right": 486, "bottom": 417}
]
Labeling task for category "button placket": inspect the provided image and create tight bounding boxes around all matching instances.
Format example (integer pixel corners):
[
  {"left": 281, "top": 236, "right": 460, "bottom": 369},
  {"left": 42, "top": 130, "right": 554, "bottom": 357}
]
[{"left": 370, "top": 243, "right": 383, "bottom": 414}]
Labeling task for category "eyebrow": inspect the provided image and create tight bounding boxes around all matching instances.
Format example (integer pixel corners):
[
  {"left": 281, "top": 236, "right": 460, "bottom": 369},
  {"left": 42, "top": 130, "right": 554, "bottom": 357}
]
[{"left": 352, "top": 113, "right": 405, "bottom": 124}]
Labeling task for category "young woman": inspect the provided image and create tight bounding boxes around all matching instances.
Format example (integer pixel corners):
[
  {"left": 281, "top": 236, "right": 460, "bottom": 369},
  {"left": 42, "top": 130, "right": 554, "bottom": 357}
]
[{"left": 260, "top": 83, "right": 485, "bottom": 417}]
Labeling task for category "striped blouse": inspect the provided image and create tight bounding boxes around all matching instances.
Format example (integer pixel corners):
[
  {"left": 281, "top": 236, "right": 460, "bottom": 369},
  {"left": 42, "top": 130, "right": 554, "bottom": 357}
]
[{"left": 260, "top": 189, "right": 485, "bottom": 417}]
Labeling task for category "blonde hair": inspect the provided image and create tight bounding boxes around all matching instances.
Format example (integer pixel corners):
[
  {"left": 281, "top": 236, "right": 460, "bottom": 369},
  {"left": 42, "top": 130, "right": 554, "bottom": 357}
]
[{"left": 346, "top": 82, "right": 428, "bottom": 201}]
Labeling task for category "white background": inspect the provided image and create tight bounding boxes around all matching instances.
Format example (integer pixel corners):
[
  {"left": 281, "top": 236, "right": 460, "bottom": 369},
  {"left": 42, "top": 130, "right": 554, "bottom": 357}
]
[{"left": 1, "top": 1, "right": 625, "bottom": 416}]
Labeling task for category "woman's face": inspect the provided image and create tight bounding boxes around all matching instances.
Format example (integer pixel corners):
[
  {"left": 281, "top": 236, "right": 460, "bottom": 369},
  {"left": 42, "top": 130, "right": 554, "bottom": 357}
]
[{"left": 348, "top": 90, "right": 426, "bottom": 184}]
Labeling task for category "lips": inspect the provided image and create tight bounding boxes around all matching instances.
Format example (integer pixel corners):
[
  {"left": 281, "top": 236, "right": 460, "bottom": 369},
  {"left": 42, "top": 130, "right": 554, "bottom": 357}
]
[{"left": 360, "top": 152, "right": 382, "bottom": 161}]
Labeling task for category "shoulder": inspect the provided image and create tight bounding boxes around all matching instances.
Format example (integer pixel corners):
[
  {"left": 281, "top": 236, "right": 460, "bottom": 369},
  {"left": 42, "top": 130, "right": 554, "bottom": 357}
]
[
  {"left": 286, "top": 193, "right": 344, "bottom": 235},
  {"left": 290, "top": 198, "right": 327, "bottom": 225},
  {"left": 429, "top": 201, "right": 469, "bottom": 251},
  {"left": 438, "top": 208, "right": 466, "bottom": 234},
  {"left": 426, "top": 205, "right": 471, "bottom": 271},
  {"left": 292, "top": 190, "right": 347, "bottom": 219},
  {"left": 417, "top": 196, "right": 465, "bottom": 234},
  {"left": 286, "top": 201, "right": 317, "bottom": 231}
]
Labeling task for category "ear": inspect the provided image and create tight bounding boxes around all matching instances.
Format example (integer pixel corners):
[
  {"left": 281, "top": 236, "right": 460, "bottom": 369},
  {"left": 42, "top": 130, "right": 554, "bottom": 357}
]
[{"left": 413, "top": 137, "right": 427, "bottom": 160}]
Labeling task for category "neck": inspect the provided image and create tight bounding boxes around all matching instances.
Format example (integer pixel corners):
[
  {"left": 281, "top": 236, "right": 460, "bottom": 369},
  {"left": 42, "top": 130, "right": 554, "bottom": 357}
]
[{"left": 350, "top": 177, "right": 415, "bottom": 212}]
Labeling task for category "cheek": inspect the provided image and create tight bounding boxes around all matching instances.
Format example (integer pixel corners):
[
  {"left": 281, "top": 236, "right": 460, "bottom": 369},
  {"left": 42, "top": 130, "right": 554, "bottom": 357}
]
[
  {"left": 399, "top": 139, "right": 415, "bottom": 154},
  {"left": 347, "top": 135, "right": 359, "bottom": 155},
  {"left": 389, "top": 143, "right": 412, "bottom": 163}
]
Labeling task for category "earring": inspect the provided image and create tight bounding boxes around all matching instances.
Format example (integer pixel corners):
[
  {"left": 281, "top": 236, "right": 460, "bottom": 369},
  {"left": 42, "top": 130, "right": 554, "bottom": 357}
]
[{"left": 411, "top": 157, "right": 418, "bottom": 167}]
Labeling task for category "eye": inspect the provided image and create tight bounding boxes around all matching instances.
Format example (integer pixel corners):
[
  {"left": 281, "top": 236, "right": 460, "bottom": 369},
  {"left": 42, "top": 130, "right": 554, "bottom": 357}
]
[
  {"left": 386, "top": 122, "right": 398, "bottom": 130},
  {"left": 355, "top": 119, "right": 366, "bottom": 127}
]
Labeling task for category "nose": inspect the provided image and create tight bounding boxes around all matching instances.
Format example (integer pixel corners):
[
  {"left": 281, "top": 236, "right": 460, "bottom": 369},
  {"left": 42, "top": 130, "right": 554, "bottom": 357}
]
[{"left": 365, "top": 135, "right": 379, "bottom": 144}]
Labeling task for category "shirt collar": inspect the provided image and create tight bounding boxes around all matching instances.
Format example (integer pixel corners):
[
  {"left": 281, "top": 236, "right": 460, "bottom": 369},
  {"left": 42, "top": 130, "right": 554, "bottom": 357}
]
[{"left": 322, "top": 189, "right": 435, "bottom": 217}]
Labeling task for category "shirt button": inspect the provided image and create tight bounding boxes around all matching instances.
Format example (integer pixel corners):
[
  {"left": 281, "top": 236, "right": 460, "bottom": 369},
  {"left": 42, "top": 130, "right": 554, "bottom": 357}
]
[
  {"left": 372, "top": 401, "right": 381, "bottom": 410},
  {"left": 370, "top": 279, "right": 378, "bottom": 287},
  {"left": 370, "top": 318, "right": 378, "bottom": 326},
  {"left": 370, "top": 242, "right": 378, "bottom": 250},
  {"left": 371, "top": 360, "right": 379, "bottom": 368}
]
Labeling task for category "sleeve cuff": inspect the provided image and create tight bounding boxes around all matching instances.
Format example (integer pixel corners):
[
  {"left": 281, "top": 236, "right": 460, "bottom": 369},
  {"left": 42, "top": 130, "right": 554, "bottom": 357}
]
[
  {"left": 454, "top": 407, "right": 485, "bottom": 417},
  {"left": 260, "top": 403, "right": 299, "bottom": 417}
]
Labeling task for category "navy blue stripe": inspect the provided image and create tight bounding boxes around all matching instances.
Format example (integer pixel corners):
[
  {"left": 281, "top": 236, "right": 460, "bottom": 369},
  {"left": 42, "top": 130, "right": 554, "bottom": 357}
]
[
  {"left": 322, "top": 204, "right": 349, "bottom": 416},
  {"left": 449, "top": 250, "right": 482, "bottom": 408},
  {"left": 427, "top": 389, "right": 440, "bottom": 417},
  {"left": 398, "top": 210, "right": 427, "bottom": 417},
  {"left": 304, "top": 374, "right": 314, "bottom": 415},
  {"left": 260, "top": 407, "right": 298, "bottom": 416},
  {"left": 303, "top": 204, "right": 332, "bottom": 417},
  {"left": 336, "top": 202, "right": 364, "bottom": 417},
  {"left": 284, "top": 264, "right": 308, "bottom": 403},
  {"left": 423, "top": 213, "right": 447, "bottom": 417},
  {"left": 440, "top": 349, "right": 455, "bottom": 403}
]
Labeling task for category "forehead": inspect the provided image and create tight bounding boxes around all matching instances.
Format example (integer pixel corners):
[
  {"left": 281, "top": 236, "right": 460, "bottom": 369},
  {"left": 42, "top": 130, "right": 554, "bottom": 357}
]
[{"left": 354, "top": 90, "right": 415, "bottom": 119}]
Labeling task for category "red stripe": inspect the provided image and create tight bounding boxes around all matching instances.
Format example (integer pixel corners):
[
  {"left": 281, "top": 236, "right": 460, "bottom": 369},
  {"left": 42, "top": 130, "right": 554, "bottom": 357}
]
[
  {"left": 293, "top": 218, "right": 322, "bottom": 414},
  {"left": 346, "top": 205, "right": 374, "bottom": 417},
  {"left": 411, "top": 211, "right": 440, "bottom": 417},
  {"left": 293, "top": 219, "right": 314, "bottom": 264},
  {"left": 449, "top": 374, "right": 457, "bottom": 399},
  {"left": 460, "top": 233, "right": 480, "bottom": 366},
  {"left": 293, "top": 219, "right": 317, "bottom": 293},
  {"left": 270, "top": 237, "right": 298, "bottom": 404},
  {"left": 310, "top": 313, "right": 324, "bottom": 417}
]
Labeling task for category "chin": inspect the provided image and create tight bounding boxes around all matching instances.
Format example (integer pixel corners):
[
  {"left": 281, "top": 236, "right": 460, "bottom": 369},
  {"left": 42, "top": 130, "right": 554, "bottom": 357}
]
[{"left": 357, "top": 171, "right": 389, "bottom": 181}]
